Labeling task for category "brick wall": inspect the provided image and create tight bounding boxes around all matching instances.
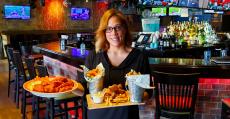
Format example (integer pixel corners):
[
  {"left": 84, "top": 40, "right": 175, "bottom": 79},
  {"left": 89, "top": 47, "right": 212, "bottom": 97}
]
[{"left": 195, "top": 78, "right": 230, "bottom": 119}]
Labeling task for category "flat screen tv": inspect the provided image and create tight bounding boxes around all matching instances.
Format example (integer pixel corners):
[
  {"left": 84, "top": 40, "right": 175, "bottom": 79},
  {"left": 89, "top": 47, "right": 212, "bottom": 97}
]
[
  {"left": 178, "top": 0, "right": 199, "bottom": 8},
  {"left": 152, "top": 7, "right": 167, "bottom": 16},
  {"left": 187, "top": 0, "right": 199, "bottom": 8},
  {"left": 70, "top": 7, "right": 90, "bottom": 20},
  {"left": 207, "top": 0, "right": 223, "bottom": 10},
  {"left": 178, "top": 0, "right": 189, "bottom": 7},
  {"left": 169, "top": 7, "right": 181, "bottom": 16},
  {"left": 141, "top": 0, "right": 178, "bottom": 6},
  {"left": 153, "top": 0, "right": 179, "bottom": 6},
  {"left": 3, "top": 5, "right": 30, "bottom": 20},
  {"left": 222, "top": 1, "right": 230, "bottom": 10}
]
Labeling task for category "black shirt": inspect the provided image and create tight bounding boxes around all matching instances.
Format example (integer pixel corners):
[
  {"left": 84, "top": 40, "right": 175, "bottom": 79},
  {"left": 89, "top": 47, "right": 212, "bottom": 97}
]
[{"left": 85, "top": 48, "right": 152, "bottom": 119}]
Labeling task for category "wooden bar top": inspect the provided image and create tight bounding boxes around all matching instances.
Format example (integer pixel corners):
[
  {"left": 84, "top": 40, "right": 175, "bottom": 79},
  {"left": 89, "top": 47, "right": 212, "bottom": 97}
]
[{"left": 33, "top": 41, "right": 230, "bottom": 78}]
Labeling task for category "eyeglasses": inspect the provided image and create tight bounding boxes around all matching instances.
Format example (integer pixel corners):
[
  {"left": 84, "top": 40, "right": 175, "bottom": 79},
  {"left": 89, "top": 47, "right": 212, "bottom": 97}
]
[{"left": 105, "top": 25, "right": 123, "bottom": 33}]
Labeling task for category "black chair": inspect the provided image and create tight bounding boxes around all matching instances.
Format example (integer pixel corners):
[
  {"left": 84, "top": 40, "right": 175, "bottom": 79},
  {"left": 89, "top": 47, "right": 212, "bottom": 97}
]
[
  {"left": 36, "top": 65, "right": 83, "bottom": 119},
  {"left": 19, "top": 40, "right": 39, "bottom": 57},
  {"left": 12, "top": 51, "right": 33, "bottom": 119},
  {"left": 4, "top": 45, "right": 16, "bottom": 98},
  {"left": 152, "top": 71, "right": 200, "bottom": 119},
  {"left": 221, "top": 98, "right": 230, "bottom": 119},
  {"left": 24, "top": 57, "right": 44, "bottom": 119}
]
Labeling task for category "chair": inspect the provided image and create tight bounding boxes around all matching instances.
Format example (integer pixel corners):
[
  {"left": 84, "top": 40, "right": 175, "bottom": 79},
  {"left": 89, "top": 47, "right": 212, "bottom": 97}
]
[
  {"left": 24, "top": 57, "right": 44, "bottom": 119},
  {"left": 36, "top": 65, "right": 83, "bottom": 119},
  {"left": 4, "top": 45, "right": 16, "bottom": 97},
  {"left": 19, "top": 40, "right": 39, "bottom": 57},
  {"left": 152, "top": 71, "right": 200, "bottom": 119},
  {"left": 221, "top": 98, "right": 230, "bottom": 119},
  {"left": 12, "top": 51, "right": 33, "bottom": 119}
]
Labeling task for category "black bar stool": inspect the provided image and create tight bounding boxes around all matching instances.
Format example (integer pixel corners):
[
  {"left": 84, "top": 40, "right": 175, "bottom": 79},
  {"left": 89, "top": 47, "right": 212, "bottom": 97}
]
[
  {"left": 4, "top": 45, "right": 16, "bottom": 98},
  {"left": 36, "top": 65, "right": 83, "bottom": 119},
  {"left": 152, "top": 70, "right": 200, "bottom": 119},
  {"left": 221, "top": 98, "right": 230, "bottom": 119}
]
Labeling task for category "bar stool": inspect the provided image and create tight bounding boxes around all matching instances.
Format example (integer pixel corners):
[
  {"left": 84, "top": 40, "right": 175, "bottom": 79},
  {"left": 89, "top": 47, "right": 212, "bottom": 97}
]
[
  {"left": 221, "top": 98, "right": 230, "bottom": 119},
  {"left": 24, "top": 57, "right": 46, "bottom": 119},
  {"left": 13, "top": 51, "right": 37, "bottom": 119},
  {"left": 4, "top": 45, "right": 16, "bottom": 98},
  {"left": 36, "top": 65, "right": 83, "bottom": 119},
  {"left": 152, "top": 71, "right": 200, "bottom": 119},
  {"left": 19, "top": 40, "right": 43, "bottom": 62}
]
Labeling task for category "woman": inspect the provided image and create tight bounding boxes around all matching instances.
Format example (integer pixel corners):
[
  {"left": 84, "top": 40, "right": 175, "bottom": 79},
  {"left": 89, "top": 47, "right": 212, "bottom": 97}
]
[{"left": 85, "top": 9, "right": 152, "bottom": 119}]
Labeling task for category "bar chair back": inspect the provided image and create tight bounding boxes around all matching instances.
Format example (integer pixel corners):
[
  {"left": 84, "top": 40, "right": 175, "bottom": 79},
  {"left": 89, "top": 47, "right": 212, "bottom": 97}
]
[
  {"left": 24, "top": 58, "right": 47, "bottom": 119},
  {"left": 19, "top": 40, "right": 39, "bottom": 57},
  {"left": 12, "top": 51, "right": 33, "bottom": 119},
  {"left": 152, "top": 71, "right": 200, "bottom": 119},
  {"left": 4, "top": 45, "right": 16, "bottom": 97},
  {"left": 36, "top": 65, "right": 83, "bottom": 119}
]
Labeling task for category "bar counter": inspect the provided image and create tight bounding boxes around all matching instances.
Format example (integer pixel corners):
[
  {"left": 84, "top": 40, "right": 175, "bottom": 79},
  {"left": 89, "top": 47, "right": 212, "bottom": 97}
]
[
  {"left": 34, "top": 41, "right": 230, "bottom": 78},
  {"left": 34, "top": 41, "right": 230, "bottom": 119}
]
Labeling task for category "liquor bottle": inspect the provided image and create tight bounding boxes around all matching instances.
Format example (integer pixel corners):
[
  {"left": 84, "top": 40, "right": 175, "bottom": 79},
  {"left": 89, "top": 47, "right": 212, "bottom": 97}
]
[{"left": 80, "top": 37, "right": 86, "bottom": 55}]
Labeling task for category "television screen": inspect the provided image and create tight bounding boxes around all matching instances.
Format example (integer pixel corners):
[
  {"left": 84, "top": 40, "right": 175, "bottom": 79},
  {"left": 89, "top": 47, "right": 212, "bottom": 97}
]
[
  {"left": 178, "top": 0, "right": 199, "bottom": 8},
  {"left": 142, "top": 0, "right": 178, "bottom": 6},
  {"left": 207, "top": 0, "right": 224, "bottom": 10},
  {"left": 222, "top": 1, "right": 230, "bottom": 10},
  {"left": 152, "top": 7, "right": 167, "bottom": 16},
  {"left": 70, "top": 7, "right": 90, "bottom": 20},
  {"left": 178, "top": 0, "right": 189, "bottom": 6},
  {"left": 187, "top": 0, "right": 199, "bottom": 8},
  {"left": 169, "top": 7, "right": 181, "bottom": 16},
  {"left": 4, "top": 5, "right": 30, "bottom": 19}
]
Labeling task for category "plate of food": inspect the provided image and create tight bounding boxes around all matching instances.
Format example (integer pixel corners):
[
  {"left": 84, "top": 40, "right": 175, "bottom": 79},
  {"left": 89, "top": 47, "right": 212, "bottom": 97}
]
[{"left": 23, "top": 76, "right": 81, "bottom": 99}]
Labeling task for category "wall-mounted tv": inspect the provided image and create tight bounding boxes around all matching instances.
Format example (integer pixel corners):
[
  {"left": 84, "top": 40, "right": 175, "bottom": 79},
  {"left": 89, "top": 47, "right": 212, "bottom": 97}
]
[
  {"left": 142, "top": 0, "right": 178, "bottom": 6},
  {"left": 178, "top": 0, "right": 199, "bottom": 8},
  {"left": 152, "top": 7, "right": 167, "bottom": 16},
  {"left": 169, "top": 7, "right": 181, "bottom": 16},
  {"left": 154, "top": 0, "right": 179, "bottom": 6},
  {"left": 207, "top": 0, "right": 224, "bottom": 10},
  {"left": 70, "top": 7, "right": 90, "bottom": 20},
  {"left": 187, "top": 0, "right": 199, "bottom": 8},
  {"left": 178, "top": 0, "right": 188, "bottom": 7},
  {"left": 222, "top": 1, "right": 230, "bottom": 10},
  {"left": 3, "top": 5, "right": 30, "bottom": 20}
]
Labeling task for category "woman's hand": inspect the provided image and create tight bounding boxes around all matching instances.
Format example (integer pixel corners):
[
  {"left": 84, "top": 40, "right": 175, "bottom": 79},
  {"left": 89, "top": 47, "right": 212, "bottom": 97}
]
[{"left": 72, "top": 83, "right": 85, "bottom": 96}]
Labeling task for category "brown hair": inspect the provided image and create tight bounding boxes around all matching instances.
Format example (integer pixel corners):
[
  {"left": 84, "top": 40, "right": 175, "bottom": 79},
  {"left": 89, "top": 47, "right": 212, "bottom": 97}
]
[{"left": 95, "top": 9, "right": 132, "bottom": 52}]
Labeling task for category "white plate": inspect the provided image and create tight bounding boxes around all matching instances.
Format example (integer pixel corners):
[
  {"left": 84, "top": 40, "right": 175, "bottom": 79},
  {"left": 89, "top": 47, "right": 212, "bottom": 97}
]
[{"left": 23, "top": 78, "right": 79, "bottom": 99}]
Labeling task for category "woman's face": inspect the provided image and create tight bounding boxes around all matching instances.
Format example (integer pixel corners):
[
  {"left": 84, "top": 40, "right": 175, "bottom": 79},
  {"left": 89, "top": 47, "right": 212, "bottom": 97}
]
[{"left": 105, "top": 16, "right": 126, "bottom": 48}]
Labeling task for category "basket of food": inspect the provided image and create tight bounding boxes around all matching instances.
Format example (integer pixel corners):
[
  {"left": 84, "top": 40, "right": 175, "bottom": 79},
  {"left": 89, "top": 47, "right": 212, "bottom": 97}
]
[
  {"left": 126, "top": 69, "right": 152, "bottom": 103},
  {"left": 23, "top": 76, "right": 81, "bottom": 99},
  {"left": 82, "top": 63, "right": 105, "bottom": 97}
]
